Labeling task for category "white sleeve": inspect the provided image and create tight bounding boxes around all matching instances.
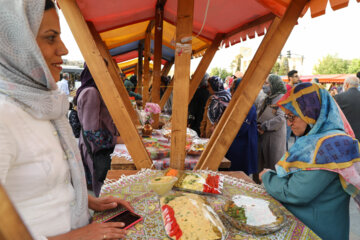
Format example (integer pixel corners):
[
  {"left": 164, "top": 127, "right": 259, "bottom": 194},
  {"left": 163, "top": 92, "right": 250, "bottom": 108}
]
[{"left": 0, "top": 120, "right": 17, "bottom": 184}]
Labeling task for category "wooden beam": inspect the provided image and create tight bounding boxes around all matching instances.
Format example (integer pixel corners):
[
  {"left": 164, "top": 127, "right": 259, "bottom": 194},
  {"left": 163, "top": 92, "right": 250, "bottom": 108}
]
[
  {"left": 151, "top": 0, "right": 165, "bottom": 128},
  {"left": 87, "top": 22, "right": 140, "bottom": 126},
  {"left": 159, "top": 76, "right": 173, "bottom": 110},
  {"left": 0, "top": 184, "right": 33, "bottom": 240},
  {"left": 195, "top": 0, "right": 308, "bottom": 170},
  {"left": 142, "top": 28, "right": 150, "bottom": 103},
  {"left": 188, "top": 33, "right": 224, "bottom": 103},
  {"left": 170, "top": 0, "right": 194, "bottom": 169},
  {"left": 161, "top": 61, "right": 173, "bottom": 77},
  {"left": 137, "top": 40, "right": 143, "bottom": 95},
  {"left": 224, "top": 13, "right": 276, "bottom": 39},
  {"left": 58, "top": 0, "right": 152, "bottom": 169},
  {"left": 143, "top": 21, "right": 155, "bottom": 103}
]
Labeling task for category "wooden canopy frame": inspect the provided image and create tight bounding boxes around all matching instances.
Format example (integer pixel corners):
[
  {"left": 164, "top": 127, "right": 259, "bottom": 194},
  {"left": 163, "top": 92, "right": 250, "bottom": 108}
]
[{"left": 57, "top": 0, "right": 308, "bottom": 171}]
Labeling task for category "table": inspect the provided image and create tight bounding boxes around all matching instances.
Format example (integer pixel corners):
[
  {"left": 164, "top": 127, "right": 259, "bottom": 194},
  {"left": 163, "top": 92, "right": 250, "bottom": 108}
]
[
  {"left": 111, "top": 155, "right": 231, "bottom": 170},
  {"left": 95, "top": 169, "right": 320, "bottom": 240},
  {"left": 106, "top": 170, "right": 252, "bottom": 182}
]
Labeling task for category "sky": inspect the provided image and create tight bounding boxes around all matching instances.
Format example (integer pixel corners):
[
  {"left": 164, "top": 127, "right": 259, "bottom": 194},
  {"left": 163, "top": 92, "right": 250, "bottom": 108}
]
[{"left": 59, "top": 1, "right": 360, "bottom": 75}]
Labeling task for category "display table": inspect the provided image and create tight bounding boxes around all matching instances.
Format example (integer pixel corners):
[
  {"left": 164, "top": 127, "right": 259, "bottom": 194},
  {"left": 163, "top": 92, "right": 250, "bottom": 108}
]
[
  {"left": 111, "top": 153, "right": 231, "bottom": 170},
  {"left": 94, "top": 169, "right": 320, "bottom": 240}
]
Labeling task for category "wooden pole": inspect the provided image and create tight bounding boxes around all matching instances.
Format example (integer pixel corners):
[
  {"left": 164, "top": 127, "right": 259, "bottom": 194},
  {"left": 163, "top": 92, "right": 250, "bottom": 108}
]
[
  {"left": 170, "top": 0, "right": 194, "bottom": 169},
  {"left": 159, "top": 76, "right": 173, "bottom": 110},
  {"left": 0, "top": 184, "right": 33, "bottom": 240},
  {"left": 188, "top": 33, "right": 224, "bottom": 103},
  {"left": 87, "top": 22, "right": 140, "bottom": 126},
  {"left": 59, "top": 0, "right": 152, "bottom": 169},
  {"left": 137, "top": 40, "right": 143, "bottom": 95},
  {"left": 151, "top": 0, "right": 165, "bottom": 128},
  {"left": 195, "top": 0, "right": 308, "bottom": 170},
  {"left": 143, "top": 21, "right": 154, "bottom": 103}
]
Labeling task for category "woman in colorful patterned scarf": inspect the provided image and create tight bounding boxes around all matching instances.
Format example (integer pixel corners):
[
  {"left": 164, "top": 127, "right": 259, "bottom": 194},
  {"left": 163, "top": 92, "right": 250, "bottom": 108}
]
[
  {"left": 200, "top": 76, "right": 231, "bottom": 138},
  {"left": 260, "top": 82, "right": 360, "bottom": 240}
]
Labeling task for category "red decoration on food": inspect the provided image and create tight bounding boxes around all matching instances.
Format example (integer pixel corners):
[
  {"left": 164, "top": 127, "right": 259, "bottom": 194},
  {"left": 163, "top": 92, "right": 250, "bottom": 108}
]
[
  {"left": 161, "top": 205, "right": 183, "bottom": 239},
  {"left": 203, "top": 175, "right": 220, "bottom": 194}
]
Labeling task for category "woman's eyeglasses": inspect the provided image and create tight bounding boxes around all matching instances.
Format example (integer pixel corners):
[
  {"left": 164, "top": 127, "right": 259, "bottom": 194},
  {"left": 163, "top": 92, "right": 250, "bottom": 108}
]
[{"left": 285, "top": 114, "right": 296, "bottom": 122}]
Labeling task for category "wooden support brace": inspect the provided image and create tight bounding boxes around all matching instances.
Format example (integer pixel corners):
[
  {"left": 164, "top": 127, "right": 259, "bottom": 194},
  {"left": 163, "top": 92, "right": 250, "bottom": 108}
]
[
  {"left": 161, "top": 61, "right": 173, "bottom": 77},
  {"left": 0, "top": 184, "right": 33, "bottom": 240},
  {"left": 170, "top": 0, "right": 194, "bottom": 169},
  {"left": 188, "top": 33, "right": 224, "bottom": 103},
  {"left": 87, "top": 22, "right": 140, "bottom": 126},
  {"left": 159, "top": 76, "right": 174, "bottom": 110},
  {"left": 58, "top": 0, "right": 152, "bottom": 169},
  {"left": 195, "top": 0, "right": 308, "bottom": 170},
  {"left": 152, "top": 1, "right": 165, "bottom": 128},
  {"left": 137, "top": 41, "right": 143, "bottom": 95},
  {"left": 142, "top": 21, "right": 154, "bottom": 103}
]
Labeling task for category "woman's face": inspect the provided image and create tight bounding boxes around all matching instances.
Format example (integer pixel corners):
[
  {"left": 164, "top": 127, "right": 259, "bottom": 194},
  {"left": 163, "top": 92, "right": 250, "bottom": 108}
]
[
  {"left": 285, "top": 110, "right": 308, "bottom": 136},
  {"left": 36, "top": 9, "right": 68, "bottom": 82}
]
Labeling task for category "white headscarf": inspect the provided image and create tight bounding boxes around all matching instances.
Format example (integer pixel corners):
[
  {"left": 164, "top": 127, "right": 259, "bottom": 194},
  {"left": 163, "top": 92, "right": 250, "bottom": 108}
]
[{"left": 0, "top": 0, "right": 89, "bottom": 229}]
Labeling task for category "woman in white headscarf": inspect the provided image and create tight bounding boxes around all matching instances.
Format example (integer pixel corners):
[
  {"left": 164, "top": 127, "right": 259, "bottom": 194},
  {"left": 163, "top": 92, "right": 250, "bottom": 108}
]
[{"left": 0, "top": 1, "right": 131, "bottom": 239}]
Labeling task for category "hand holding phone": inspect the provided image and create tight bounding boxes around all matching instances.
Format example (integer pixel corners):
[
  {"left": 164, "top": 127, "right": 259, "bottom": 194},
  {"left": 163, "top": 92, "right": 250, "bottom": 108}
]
[{"left": 104, "top": 210, "right": 143, "bottom": 230}]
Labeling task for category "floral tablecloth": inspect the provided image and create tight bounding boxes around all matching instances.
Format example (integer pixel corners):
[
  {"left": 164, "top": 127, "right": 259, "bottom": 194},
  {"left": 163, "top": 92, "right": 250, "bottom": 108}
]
[
  {"left": 111, "top": 129, "right": 200, "bottom": 170},
  {"left": 93, "top": 169, "right": 320, "bottom": 240}
]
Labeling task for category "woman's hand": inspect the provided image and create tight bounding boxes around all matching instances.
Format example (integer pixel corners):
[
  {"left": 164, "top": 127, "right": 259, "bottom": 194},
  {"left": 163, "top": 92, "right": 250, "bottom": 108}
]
[
  {"left": 89, "top": 195, "right": 134, "bottom": 212},
  {"left": 259, "top": 168, "right": 271, "bottom": 182},
  {"left": 49, "top": 222, "right": 128, "bottom": 240}
]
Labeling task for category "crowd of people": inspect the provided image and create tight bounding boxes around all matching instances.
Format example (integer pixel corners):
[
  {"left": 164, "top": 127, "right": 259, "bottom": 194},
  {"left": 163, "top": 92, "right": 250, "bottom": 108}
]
[{"left": 0, "top": 0, "right": 359, "bottom": 240}]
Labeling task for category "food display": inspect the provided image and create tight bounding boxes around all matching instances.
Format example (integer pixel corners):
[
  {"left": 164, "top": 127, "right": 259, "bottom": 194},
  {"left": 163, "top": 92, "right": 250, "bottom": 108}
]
[
  {"left": 172, "top": 171, "right": 223, "bottom": 195},
  {"left": 222, "top": 195, "right": 287, "bottom": 235},
  {"left": 160, "top": 192, "right": 227, "bottom": 240},
  {"left": 187, "top": 138, "right": 209, "bottom": 155},
  {"left": 149, "top": 176, "right": 178, "bottom": 195},
  {"left": 143, "top": 140, "right": 170, "bottom": 160}
]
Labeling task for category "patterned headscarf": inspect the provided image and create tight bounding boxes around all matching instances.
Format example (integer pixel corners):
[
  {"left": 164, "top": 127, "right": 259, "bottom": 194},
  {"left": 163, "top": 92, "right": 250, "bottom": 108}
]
[
  {"left": 276, "top": 83, "right": 360, "bottom": 208},
  {"left": 0, "top": 0, "right": 89, "bottom": 228},
  {"left": 207, "top": 76, "right": 231, "bottom": 124}
]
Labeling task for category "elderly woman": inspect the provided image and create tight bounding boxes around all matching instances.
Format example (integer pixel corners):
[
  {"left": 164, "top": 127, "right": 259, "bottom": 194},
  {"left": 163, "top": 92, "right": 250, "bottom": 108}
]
[
  {"left": 260, "top": 83, "right": 360, "bottom": 240},
  {"left": 200, "top": 76, "right": 231, "bottom": 138},
  {"left": 257, "top": 74, "right": 287, "bottom": 170},
  {"left": 0, "top": 1, "right": 131, "bottom": 239}
]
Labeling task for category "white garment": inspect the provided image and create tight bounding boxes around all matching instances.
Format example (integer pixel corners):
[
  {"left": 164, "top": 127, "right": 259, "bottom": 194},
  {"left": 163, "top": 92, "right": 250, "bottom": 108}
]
[
  {"left": 0, "top": 96, "right": 78, "bottom": 239},
  {"left": 57, "top": 79, "right": 70, "bottom": 95}
]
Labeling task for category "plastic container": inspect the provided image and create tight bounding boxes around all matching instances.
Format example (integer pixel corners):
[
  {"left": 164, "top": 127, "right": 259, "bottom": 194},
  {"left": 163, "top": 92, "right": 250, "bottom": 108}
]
[
  {"left": 221, "top": 195, "right": 287, "bottom": 235},
  {"left": 171, "top": 171, "right": 224, "bottom": 195},
  {"left": 160, "top": 192, "right": 227, "bottom": 240},
  {"left": 149, "top": 176, "right": 178, "bottom": 195}
]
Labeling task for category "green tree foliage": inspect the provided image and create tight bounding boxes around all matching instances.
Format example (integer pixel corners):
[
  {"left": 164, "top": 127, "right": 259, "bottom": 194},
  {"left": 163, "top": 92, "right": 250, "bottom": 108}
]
[
  {"left": 210, "top": 67, "right": 232, "bottom": 80},
  {"left": 278, "top": 57, "right": 290, "bottom": 76},
  {"left": 271, "top": 62, "right": 281, "bottom": 75},
  {"left": 348, "top": 59, "right": 360, "bottom": 73},
  {"left": 313, "top": 54, "right": 350, "bottom": 74},
  {"left": 230, "top": 54, "right": 242, "bottom": 72}
]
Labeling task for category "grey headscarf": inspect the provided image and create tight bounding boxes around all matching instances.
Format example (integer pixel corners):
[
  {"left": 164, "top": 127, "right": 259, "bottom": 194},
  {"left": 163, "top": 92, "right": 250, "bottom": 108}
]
[{"left": 0, "top": 0, "right": 89, "bottom": 229}]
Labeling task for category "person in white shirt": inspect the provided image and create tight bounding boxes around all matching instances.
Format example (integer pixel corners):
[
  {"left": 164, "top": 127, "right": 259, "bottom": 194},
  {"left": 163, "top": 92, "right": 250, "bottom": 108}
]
[
  {"left": 57, "top": 72, "right": 70, "bottom": 95},
  {"left": 0, "top": 1, "right": 131, "bottom": 239}
]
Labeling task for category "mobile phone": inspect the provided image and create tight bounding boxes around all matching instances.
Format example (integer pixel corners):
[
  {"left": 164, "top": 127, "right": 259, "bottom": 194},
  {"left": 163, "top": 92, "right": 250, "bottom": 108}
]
[{"left": 104, "top": 210, "right": 143, "bottom": 230}]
